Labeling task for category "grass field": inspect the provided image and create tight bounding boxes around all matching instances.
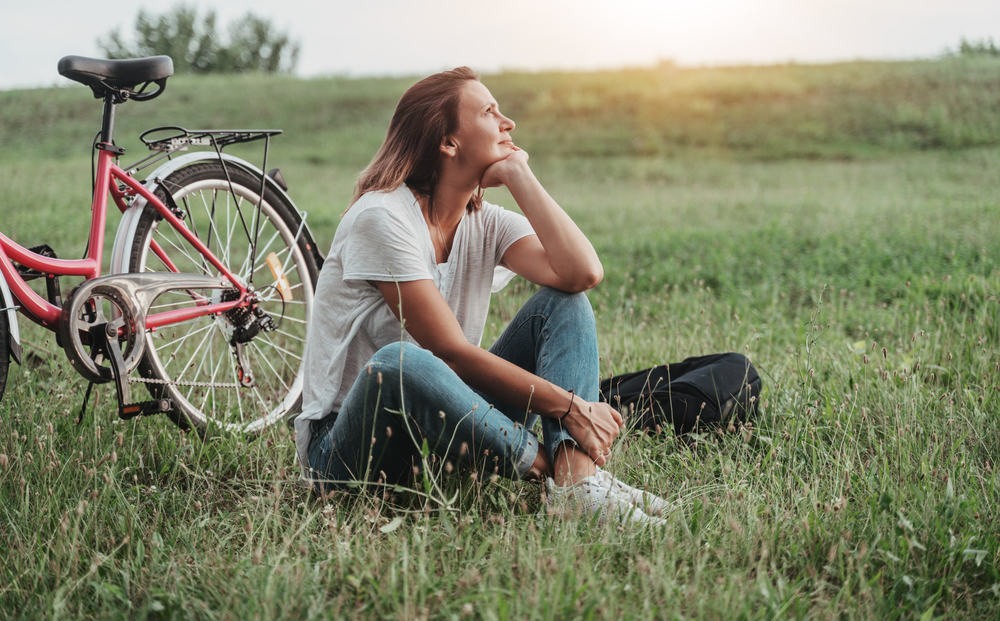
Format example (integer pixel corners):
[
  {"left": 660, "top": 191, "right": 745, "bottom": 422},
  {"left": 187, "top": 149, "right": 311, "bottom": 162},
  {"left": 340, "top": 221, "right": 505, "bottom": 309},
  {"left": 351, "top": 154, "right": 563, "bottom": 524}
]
[{"left": 1, "top": 59, "right": 999, "bottom": 619}]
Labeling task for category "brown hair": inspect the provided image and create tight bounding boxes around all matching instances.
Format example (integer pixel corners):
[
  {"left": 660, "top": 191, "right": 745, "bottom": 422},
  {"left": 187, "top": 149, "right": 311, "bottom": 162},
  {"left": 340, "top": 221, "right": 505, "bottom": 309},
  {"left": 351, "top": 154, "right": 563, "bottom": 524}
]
[{"left": 348, "top": 66, "right": 482, "bottom": 214}]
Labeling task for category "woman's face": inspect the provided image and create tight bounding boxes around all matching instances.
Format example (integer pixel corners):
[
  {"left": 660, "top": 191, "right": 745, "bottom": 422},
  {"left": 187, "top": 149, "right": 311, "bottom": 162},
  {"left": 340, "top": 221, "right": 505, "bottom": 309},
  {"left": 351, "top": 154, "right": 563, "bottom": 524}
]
[{"left": 449, "top": 81, "right": 516, "bottom": 171}]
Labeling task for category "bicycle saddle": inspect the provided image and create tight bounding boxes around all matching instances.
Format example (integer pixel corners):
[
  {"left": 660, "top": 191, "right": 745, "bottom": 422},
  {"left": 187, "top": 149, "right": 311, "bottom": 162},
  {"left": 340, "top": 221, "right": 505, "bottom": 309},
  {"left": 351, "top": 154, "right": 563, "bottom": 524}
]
[{"left": 58, "top": 55, "right": 173, "bottom": 95}]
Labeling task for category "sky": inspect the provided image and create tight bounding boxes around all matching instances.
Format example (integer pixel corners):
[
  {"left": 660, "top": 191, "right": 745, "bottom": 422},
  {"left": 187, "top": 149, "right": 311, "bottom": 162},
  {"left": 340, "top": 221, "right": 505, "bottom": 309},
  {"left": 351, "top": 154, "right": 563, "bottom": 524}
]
[{"left": 2, "top": 0, "right": 999, "bottom": 89}]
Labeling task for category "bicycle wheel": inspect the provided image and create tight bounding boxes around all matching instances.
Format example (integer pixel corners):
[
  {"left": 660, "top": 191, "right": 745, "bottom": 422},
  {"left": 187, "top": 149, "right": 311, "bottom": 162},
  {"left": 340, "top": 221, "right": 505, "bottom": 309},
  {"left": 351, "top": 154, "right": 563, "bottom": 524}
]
[
  {"left": 0, "top": 310, "right": 9, "bottom": 405},
  {"left": 127, "top": 162, "right": 318, "bottom": 433}
]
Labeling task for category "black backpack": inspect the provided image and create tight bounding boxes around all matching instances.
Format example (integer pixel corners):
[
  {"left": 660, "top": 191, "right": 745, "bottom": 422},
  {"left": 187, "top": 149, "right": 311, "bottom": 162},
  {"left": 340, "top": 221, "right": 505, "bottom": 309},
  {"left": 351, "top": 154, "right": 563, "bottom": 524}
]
[{"left": 599, "top": 353, "right": 762, "bottom": 438}]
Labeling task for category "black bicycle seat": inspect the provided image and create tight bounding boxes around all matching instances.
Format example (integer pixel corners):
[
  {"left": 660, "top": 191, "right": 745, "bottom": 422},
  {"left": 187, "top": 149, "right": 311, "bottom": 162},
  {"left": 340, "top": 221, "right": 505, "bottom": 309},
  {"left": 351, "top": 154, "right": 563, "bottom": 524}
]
[{"left": 58, "top": 55, "right": 174, "bottom": 90}]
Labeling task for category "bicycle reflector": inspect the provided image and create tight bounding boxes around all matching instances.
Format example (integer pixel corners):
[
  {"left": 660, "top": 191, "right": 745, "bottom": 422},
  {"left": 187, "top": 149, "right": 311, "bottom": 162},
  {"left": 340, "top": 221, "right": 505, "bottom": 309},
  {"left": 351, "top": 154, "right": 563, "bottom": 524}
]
[{"left": 265, "top": 252, "right": 293, "bottom": 301}]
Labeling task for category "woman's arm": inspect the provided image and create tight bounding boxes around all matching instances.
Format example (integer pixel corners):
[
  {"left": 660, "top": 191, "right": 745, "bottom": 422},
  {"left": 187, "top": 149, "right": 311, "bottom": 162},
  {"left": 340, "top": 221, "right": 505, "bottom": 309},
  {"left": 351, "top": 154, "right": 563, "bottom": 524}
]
[
  {"left": 375, "top": 279, "right": 622, "bottom": 465},
  {"left": 481, "top": 150, "right": 603, "bottom": 293}
]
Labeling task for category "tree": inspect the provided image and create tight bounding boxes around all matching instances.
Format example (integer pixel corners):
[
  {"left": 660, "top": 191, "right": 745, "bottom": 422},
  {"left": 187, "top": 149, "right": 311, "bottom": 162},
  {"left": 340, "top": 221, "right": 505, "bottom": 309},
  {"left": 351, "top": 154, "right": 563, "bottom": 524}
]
[
  {"left": 955, "top": 37, "right": 1000, "bottom": 58},
  {"left": 97, "top": 4, "right": 299, "bottom": 74}
]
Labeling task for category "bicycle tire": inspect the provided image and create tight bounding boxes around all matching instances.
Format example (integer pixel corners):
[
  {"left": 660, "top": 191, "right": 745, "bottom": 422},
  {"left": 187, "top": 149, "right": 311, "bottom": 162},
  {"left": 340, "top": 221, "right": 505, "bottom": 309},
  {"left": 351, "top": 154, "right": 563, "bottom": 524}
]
[
  {"left": 127, "top": 162, "right": 318, "bottom": 433},
  {"left": 0, "top": 310, "right": 9, "bottom": 405}
]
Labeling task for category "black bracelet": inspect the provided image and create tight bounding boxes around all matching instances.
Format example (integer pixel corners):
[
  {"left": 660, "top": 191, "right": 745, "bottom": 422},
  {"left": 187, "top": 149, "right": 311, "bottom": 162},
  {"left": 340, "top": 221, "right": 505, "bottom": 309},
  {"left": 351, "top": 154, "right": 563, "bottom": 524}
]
[{"left": 558, "top": 390, "right": 575, "bottom": 421}]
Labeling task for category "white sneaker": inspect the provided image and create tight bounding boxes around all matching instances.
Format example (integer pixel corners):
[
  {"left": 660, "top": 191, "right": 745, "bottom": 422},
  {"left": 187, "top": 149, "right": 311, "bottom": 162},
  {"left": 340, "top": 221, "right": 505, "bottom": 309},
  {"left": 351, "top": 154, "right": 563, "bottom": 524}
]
[
  {"left": 593, "top": 468, "right": 673, "bottom": 517},
  {"left": 542, "top": 471, "right": 668, "bottom": 528}
]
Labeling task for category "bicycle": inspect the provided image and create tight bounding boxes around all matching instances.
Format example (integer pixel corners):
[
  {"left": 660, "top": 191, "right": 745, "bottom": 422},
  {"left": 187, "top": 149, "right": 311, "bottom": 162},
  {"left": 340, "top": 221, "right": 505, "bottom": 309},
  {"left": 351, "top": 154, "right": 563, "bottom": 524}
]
[{"left": 0, "top": 55, "right": 324, "bottom": 434}]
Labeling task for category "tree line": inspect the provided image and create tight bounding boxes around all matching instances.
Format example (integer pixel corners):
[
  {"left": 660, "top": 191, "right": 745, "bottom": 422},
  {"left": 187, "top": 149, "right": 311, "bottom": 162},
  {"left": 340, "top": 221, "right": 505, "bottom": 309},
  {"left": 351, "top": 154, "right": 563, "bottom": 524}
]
[{"left": 98, "top": 4, "right": 299, "bottom": 74}]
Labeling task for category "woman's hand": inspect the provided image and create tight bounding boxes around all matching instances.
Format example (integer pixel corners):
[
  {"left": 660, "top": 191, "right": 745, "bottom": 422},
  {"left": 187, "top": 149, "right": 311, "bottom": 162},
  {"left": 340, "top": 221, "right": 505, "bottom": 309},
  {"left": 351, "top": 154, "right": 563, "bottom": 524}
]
[
  {"left": 560, "top": 400, "right": 624, "bottom": 467},
  {"left": 480, "top": 146, "right": 529, "bottom": 189}
]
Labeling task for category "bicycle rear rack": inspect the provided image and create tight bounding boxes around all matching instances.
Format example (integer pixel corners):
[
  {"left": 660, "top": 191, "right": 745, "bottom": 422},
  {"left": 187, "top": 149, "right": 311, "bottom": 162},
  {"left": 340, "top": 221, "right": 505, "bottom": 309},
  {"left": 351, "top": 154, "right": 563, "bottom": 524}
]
[
  {"left": 124, "top": 126, "right": 283, "bottom": 175},
  {"left": 140, "top": 126, "right": 283, "bottom": 151}
]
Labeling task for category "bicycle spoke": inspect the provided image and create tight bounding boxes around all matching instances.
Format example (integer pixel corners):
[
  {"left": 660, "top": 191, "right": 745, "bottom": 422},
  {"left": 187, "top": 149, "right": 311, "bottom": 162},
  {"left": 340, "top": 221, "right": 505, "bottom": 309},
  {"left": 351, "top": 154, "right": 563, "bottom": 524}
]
[
  {"left": 155, "top": 229, "right": 212, "bottom": 276},
  {"left": 165, "top": 217, "right": 210, "bottom": 274},
  {"left": 158, "top": 322, "right": 215, "bottom": 371},
  {"left": 278, "top": 241, "right": 303, "bottom": 279},
  {"left": 198, "top": 189, "right": 229, "bottom": 267},
  {"left": 199, "top": 341, "right": 229, "bottom": 412},
  {"left": 271, "top": 326, "right": 306, "bottom": 344},
  {"left": 250, "top": 228, "right": 283, "bottom": 267},
  {"left": 249, "top": 382, "right": 271, "bottom": 412},
  {"left": 173, "top": 194, "right": 214, "bottom": 275},
  {"left": 180, "top": 196, "right": 200, "bottom": 240},
  {"left": 251, "top": 338, "right": 298, "bottom": 379},
  {"left": 234, "top": 377, "right": 246, "bottom": 422},
  {"left": 183, "top": 328, "right": 219, "bottom": 402},
  {"left": 254, "top": 333, "right": 303, "bottom": 363},
  {"left": 253, "top": 252, "right": 300, "bottom": 278},
  {"left": 175, "top": 323, "right": 217, "bottom": 386},
  {"left": 225, "top": 196, "right": 242, "bottom": 270},
  {"left": 254, "top": 269, "right": 302, "bottom": 300},
  {"left": 254, "top": 337, "right": 297, "bottom": 382},
  {"left": 248, "top": 342, "right": 290, "bottom": 392},
  {"left": 234, "top": 193, "right": 253, "bottom": 245}
]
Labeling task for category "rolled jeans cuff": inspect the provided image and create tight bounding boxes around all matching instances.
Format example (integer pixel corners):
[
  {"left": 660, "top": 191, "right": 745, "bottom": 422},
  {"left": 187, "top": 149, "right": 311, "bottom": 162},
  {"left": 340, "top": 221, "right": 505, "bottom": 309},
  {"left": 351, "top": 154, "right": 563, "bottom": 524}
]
[
  {"left": 543, "top": 418, "right": 579, "bottom": 465},
  {"left": 513, "top": 431, "right": 540, "bottom": 479}
]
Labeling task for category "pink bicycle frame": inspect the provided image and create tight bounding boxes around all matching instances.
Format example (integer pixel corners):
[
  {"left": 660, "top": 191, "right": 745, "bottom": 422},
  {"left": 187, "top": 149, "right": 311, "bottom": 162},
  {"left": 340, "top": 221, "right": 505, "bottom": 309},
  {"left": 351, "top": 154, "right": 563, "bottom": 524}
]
[{"left": 0, "top": 147, "right": 246, "bottom": 331}]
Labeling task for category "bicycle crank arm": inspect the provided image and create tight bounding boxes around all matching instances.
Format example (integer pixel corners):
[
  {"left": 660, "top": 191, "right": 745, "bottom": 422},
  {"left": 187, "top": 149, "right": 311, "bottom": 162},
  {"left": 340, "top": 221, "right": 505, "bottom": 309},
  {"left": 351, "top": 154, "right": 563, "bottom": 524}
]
[{"left": 85, "top": 318, "right": 174, "bottom": 420}]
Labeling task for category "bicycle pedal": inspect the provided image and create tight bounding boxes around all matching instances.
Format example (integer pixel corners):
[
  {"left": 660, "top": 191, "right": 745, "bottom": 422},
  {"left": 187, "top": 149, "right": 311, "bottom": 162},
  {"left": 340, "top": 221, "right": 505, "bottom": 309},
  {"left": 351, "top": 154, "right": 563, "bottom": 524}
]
[
  {"left": 15, "top": 244, "right": 58, "bottom": 281},
  {"left": 119, "top": 398, "right": 174, "bottom": 420}
]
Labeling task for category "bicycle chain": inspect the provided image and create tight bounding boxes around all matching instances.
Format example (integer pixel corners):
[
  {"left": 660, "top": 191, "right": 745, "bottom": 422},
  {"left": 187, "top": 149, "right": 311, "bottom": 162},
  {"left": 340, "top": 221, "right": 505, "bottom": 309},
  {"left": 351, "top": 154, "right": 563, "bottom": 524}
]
[{"left": 128, "top": 376, "right": 243, "bottom": 389}]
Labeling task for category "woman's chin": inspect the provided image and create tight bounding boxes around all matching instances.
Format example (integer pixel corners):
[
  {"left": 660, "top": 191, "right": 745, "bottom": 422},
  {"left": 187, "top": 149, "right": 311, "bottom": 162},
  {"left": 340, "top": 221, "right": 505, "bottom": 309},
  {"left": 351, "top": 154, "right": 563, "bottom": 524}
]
[{"left": 492, "top": 148, "right": 515, "bottom": 163}]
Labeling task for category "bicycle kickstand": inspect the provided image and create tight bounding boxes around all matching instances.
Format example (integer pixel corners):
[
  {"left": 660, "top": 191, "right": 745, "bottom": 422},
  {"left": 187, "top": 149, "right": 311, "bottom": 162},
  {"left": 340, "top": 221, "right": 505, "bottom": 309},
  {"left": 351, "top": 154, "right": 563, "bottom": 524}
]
[{"left": 88, "top": 322, "right": 174, "bottom": 420}]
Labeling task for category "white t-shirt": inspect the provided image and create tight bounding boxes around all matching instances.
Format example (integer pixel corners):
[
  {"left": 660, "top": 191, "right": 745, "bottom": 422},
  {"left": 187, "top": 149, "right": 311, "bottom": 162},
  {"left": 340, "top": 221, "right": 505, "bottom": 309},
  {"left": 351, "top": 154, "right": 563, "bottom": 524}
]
[{"left": 294, "top": 184, "right": 535, "bottom": 472}]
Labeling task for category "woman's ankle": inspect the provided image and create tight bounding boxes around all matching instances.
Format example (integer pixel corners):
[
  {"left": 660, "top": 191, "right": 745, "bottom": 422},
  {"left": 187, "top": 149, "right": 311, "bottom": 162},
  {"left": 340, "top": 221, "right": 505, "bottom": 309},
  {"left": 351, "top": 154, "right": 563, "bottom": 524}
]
[
  {"left": 552, "top": 444, "right": 597, "bottom": 487},
  {"left": 525, "top": 447, "right": 552, "bottom": 480}
]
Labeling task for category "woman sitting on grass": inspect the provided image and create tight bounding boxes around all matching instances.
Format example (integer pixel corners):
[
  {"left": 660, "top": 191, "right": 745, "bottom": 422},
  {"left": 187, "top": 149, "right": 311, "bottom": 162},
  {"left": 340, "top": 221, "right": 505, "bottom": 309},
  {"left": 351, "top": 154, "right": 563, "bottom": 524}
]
[{"left": 294, "top": 67, "right": 669, "bottom": 525}]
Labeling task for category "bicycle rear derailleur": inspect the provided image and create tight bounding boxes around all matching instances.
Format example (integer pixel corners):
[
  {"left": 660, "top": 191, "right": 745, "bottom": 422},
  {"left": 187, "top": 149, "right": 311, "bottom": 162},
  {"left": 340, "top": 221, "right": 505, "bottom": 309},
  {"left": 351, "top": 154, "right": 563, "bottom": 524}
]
[{"left": 216, "top": 287, "right": 278, "bottom": 389}]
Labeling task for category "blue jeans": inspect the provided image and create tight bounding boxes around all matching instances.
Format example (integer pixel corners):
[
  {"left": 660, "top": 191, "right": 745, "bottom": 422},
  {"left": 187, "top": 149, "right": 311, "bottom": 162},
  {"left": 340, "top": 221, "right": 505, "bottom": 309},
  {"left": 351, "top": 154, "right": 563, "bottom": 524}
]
[{"left": 307, "top": 287, "right": 600, "bottom": 489}]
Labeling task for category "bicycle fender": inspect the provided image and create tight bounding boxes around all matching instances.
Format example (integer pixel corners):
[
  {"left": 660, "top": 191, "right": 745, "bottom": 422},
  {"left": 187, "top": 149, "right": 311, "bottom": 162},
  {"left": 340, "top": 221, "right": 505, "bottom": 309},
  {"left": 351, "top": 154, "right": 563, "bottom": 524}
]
[
  {"left": 109, "top": 152, "right": 325, "bottom": 274},
  {"left": 0, "top": 277, "right": 22, "bottom": 365}
]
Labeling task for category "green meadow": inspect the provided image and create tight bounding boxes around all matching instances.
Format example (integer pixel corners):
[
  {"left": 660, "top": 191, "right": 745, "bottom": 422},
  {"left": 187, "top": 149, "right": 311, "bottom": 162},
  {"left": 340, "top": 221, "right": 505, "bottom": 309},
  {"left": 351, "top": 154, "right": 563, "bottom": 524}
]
[{"left": 1, "top": 58, "right": 999, "bottom": 619}]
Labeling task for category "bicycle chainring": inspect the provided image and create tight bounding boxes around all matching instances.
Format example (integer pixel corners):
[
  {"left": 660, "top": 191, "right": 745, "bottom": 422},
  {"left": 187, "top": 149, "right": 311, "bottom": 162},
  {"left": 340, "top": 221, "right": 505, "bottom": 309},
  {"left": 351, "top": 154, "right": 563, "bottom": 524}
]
[{"left": 60, "top": 285, "right": 144, "bottom": 384}]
